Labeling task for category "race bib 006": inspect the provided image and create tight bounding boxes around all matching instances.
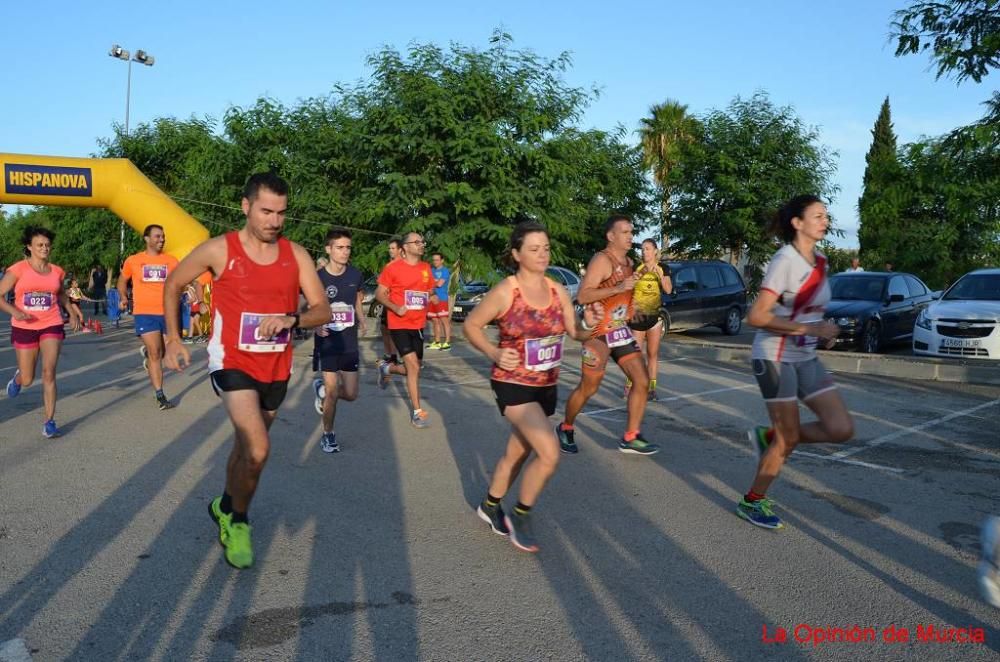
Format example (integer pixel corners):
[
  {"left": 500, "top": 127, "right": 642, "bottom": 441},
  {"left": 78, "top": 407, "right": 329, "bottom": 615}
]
[{"left": 238, "top": 312, "right": 290, "bottom": 353}]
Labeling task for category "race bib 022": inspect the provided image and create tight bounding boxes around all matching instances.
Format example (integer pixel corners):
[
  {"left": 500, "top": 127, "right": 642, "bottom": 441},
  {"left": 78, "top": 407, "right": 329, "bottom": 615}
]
[{"left": 22, "top": 291, "right": 53, "bottom": 312}]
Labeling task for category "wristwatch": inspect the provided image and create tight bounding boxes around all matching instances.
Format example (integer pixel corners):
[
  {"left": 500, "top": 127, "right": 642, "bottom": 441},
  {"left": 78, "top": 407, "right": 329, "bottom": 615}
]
[{"left": 288, "top": 312, "right": 301, "bottom": 329}]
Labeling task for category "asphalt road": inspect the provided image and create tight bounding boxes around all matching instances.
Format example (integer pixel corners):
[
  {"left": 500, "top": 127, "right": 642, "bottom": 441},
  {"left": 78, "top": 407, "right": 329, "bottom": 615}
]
[{"left": 1, "top": 319, "right": 998, "bottom": 661}]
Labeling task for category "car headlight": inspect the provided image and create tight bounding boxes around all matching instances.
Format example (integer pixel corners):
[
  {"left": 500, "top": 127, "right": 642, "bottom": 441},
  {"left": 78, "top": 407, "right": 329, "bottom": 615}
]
[
  {"left": 834, "top": 317, "right": 856, "bottom": 327},
  {"left": 915, "top": 309, "right": 932, "bottom": 330}
]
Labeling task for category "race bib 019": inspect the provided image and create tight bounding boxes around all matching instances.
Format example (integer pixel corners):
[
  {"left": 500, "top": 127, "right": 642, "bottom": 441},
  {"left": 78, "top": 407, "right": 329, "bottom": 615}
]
[
  {"left": 325, "top": 302, "right": 356, "bottom": 332},
  {"left": 524, "top": 335, "right": 564, "bottom": 371},
  {"left": 22, "top": 291, "right": 53, "bottom": 312},
  {"left": 142, "top": 264, "right": 168, "bottom": 282},
  {"left": 404, "top": 290, "right": 428, "bottom": 310},
  {"left": 606, "top": 325, "right": 634, "bottom": 348},
  {"left": 238, "top": 312, "right": 290, "bottom": 353}
]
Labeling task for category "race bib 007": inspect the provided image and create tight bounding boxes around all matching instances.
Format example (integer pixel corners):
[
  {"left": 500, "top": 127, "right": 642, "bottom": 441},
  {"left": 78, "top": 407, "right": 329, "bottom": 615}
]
[
  {"left": 22, "top": 291, "right": 53, "bottom": 312},
  {"left": 238, "top": 312, "right": 290, "bottom": 353},
  {"left": 524, "top": 335, "right": 564, "bottom": 371}
]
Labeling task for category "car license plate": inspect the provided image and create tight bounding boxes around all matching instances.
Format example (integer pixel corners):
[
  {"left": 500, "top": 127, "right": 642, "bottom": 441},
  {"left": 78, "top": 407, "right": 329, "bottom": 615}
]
[
  {"left": 453, "top": 306, "right": 462, "bottom": 312},
  {"left": 942, "top": 337, "right": 981, "bottom": 348}
]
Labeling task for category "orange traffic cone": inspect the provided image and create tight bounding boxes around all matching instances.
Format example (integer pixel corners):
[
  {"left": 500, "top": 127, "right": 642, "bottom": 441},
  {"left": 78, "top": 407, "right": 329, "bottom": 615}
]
[{"left": 94, "top": 320, "right": 103, "bottom": 334}]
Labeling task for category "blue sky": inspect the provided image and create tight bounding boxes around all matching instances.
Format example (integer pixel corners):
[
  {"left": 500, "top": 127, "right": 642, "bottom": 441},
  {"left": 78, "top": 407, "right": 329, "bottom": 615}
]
[{"left": 0, "top": 1, "right": 990, "bottom": 247}]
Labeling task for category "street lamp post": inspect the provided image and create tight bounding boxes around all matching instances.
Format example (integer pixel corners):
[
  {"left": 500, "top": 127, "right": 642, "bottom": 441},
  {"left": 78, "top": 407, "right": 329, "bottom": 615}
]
[
  {"left": 108, "top": 44, "right": 154, "bottom": 137},
  {"left": 108, "top": 44, "right": 155, "bottom": 257}
]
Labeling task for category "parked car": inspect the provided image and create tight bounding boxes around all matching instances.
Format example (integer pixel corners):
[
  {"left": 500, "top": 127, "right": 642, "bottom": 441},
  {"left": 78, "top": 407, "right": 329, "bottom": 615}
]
[
  {"left": 450, "top": 266, "right": 580, "bottom": 322},
  {"left": 913, "top": 268, "right": 1000, "bottom": 360},
  {"left": 660, "top": 260, "right": 747, "bottom": 335},
  {"left": 362, "top": 274, "right": 381, "bottom": 318},
  {"left": 824, "top": 272, "right": 936, "bottom": 353}
]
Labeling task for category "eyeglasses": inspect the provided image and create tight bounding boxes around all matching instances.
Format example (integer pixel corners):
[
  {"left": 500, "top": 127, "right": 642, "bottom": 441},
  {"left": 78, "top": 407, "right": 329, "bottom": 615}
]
[{"left": 405, "top": 240, "right": 426, "bottom": 246}]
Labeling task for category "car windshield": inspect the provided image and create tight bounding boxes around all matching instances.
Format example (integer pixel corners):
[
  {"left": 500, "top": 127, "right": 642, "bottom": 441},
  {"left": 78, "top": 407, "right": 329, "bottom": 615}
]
[
  {"left": 829, "top": 276, "right": 884, "bottom": 301},
  {"left": 943, "top": 274, "right": 1000, "bottom": 301}
]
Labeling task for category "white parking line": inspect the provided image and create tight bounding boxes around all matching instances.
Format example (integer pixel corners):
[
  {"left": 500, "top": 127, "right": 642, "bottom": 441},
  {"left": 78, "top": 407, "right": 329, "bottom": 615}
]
[
  {"left": 580, "top": 384, "right": 755, "bottom": 417},
  {"left": 794, "top": 450, "right": 905, "bottom": 473},
  {"left": 830, "top": 398, "right": 1000, "bottom": 460}
]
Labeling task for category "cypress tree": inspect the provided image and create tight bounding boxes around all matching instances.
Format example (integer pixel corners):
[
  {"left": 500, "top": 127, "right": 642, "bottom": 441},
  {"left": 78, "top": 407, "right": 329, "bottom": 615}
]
[{"left": 858, "top": 97, "right": 901, "bottom": 268}]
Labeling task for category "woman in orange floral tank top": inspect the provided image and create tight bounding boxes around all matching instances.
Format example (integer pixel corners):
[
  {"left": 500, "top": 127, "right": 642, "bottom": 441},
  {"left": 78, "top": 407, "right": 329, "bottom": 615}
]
[{"left": 464, "top": 221, "right": 601, "bottom": 553}]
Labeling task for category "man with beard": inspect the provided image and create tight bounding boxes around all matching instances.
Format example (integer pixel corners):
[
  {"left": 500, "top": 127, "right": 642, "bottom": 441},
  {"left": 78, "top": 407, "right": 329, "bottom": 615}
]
[{"left": 118, "top": 224, "right": 179, "bottom": 410}]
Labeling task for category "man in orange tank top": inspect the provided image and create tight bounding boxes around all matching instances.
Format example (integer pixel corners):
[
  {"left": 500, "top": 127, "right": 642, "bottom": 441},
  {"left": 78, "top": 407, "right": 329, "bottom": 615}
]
[
  {"left": 555, "top": 214, "right": 660, "bottom": 456},
  {"left": 162, "top": 173, "right": 330, "bottom": 570}
]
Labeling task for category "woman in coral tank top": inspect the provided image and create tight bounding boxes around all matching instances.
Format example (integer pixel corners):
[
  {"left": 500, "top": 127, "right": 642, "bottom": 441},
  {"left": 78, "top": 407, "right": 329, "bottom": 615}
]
[
  {"left": 463, "top": 221, "right": 601, "bottom": 553},
  {"left": 0, "top": 226, "right": 83, "bottom": 438}
]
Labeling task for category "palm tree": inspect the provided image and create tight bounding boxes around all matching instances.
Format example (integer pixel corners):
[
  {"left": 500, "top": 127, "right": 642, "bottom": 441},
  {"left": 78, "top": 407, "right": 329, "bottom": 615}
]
[{"left": 639, "top": 100, "right": 699, "bottom": 253}]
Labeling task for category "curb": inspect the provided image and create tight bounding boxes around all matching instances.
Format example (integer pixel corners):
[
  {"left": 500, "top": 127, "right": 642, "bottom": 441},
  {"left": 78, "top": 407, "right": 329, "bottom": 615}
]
[{"left": 664, "top": 338, "right": 1000, "bottom": 386}]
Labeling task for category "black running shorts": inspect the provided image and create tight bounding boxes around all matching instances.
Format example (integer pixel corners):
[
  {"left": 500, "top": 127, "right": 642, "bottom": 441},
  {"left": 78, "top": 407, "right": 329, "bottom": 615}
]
[
  {"left": 210, "top": 369, "right": 289, "bottom": 411},
  {"left": 491, "top": 380, "right": 558, "bottom": 417},
  {"left": 389, "top": 329, "right": 424, "bottom": 360}
]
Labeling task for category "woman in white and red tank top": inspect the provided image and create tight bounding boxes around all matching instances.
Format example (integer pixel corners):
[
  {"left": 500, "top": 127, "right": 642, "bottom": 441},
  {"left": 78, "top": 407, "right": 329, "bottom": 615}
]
[
  {"left": 207, "top": 231, "right": 300, "bottom": 383},
  {"left": 737, "top": 195, "right": 854, "bottom": 531},
  {"left": 463, "top": 221, "right": 601, "bottom": 553},
  {"left": 0, "top": 226, "right": 82, "bottom": 438}
]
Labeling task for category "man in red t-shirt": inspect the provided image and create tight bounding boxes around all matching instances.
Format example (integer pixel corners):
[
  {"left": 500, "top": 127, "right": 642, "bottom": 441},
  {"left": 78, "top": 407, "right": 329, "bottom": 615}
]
[{"left": 376, "top": 231, "right": 433, "bottom": 428}]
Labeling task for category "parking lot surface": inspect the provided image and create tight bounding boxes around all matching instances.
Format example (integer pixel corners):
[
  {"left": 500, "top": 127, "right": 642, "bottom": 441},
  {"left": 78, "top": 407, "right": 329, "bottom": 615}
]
[{"left": 1, "top": 321, "right": 998, "bottom": 660}]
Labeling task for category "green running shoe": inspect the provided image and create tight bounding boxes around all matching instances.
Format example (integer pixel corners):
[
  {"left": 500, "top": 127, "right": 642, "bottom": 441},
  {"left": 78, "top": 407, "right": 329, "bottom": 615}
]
[
  {"left": 208, "top": 496, "right": 231, "bottom": 544},
  {"left": 736, "top": 497, "right": 783, "bottom": 530},
  {"left": 208, "top": 496, "right": 254, "bottom": 568},
  {"left": 555, "top": 424, "right": 578, "bottom": 454},
  {"left": 225, "top": 522, "right": 254, "bottom": 569},
  {"left": 618, "top": 434, "right": 660, "bottom": 455}
]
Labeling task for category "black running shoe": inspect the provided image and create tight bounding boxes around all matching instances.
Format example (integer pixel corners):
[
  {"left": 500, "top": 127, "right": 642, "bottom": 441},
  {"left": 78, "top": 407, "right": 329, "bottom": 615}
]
[
  {"left": 555, "top": 424, "right": 578, "bottom": 454},
  {"left": 505, "top": 510, "right": 540, "bottom": 552},
  {"left": 476, "top": 502, "right": 510, "bottom": 536},
  {"left": 156, "top": 393, "right": 174, "bottom": 410}
]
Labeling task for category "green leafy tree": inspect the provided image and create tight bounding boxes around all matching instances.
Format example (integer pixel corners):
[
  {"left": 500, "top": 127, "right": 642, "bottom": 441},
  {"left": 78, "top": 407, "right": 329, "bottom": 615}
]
[
  {"left": 858, "top": 97, "right": 903, "bottom": 268},
  {"left": 892, "top": 0, "right": 1000, "bottom": 83},
  {"left": 638, "top": 100, "right": 700, "bottom": 249},
  {"left": 9, "top": 34, "right": 653, "bottom": 283},
  {"left": 880, "top": 133, "right": 1000, "bottom": 288},
  {"left": 667, "top": 92, "right": 839, "bottom": 285},
  {"left": 335, "top": 34, "right": 652, "bottom": 278}
]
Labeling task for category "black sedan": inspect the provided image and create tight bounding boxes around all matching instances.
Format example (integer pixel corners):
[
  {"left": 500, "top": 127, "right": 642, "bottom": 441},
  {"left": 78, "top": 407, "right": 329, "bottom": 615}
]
[{"left": 824, "top": 272, "right": 937, "bottom": 353}]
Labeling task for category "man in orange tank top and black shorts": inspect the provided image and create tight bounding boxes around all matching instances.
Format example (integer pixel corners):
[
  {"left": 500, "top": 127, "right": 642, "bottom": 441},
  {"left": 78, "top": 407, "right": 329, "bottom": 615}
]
[
  {"left": 555, "top": 214, "right": 660, "bottom": 456},
  {"left": 163, "top": 173, "right": 330, "bottom": 570}
]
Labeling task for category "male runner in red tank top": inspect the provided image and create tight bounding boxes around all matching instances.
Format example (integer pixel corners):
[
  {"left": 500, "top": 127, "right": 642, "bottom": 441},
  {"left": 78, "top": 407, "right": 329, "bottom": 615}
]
[
  {"left": 555, "top": 214, "right": 660, "bottom": 456},
  {"left": 162, "top": 173, "right": 330, "bottom": 569}
]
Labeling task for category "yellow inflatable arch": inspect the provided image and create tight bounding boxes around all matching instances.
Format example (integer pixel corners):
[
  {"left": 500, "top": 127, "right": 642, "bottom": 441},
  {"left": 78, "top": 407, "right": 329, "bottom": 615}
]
[{"left": 0, "top": 153, "right": 209, "bottom": 259}]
